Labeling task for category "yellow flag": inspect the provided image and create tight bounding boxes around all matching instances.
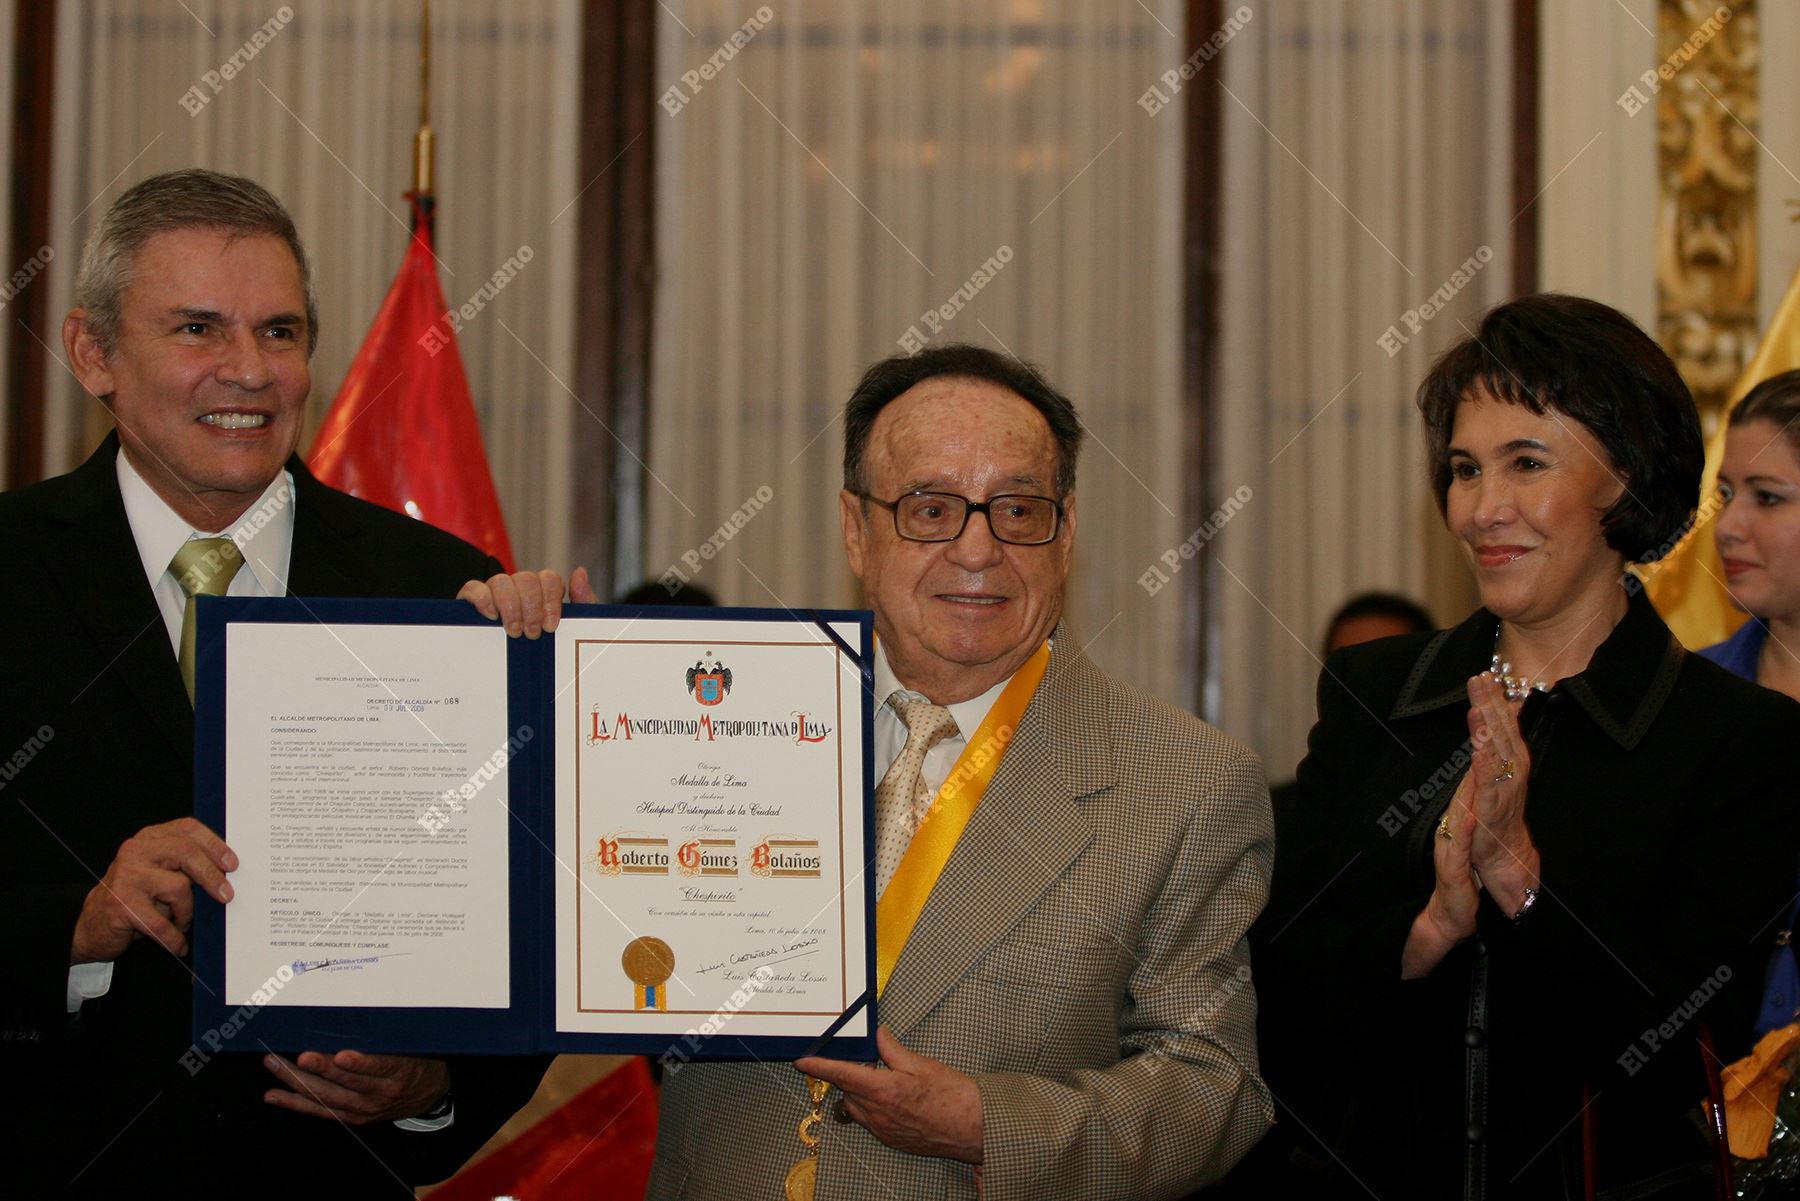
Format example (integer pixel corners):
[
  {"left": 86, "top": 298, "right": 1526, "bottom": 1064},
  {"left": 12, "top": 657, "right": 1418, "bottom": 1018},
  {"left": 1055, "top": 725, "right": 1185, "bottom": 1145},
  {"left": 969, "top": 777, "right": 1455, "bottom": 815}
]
[{"left": 1645, "top": 266, "right": 1800, "bottom": 649}]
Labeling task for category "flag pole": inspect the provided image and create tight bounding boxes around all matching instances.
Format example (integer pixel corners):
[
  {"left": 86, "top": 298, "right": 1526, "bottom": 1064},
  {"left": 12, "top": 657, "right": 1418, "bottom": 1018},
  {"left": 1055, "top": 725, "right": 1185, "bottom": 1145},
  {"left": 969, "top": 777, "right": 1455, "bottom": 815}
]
[{"left": 411, "top": 0, "right": 435, "bottom": 233}]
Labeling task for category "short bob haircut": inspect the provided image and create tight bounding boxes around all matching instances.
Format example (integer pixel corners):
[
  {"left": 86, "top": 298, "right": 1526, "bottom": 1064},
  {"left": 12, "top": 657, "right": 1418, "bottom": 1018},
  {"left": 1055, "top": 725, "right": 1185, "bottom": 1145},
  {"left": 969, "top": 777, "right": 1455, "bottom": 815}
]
[
  {"left": 1416, "top": 293, "right": 1703, "bottom": 564},
  {"left": 843, "top": 343, "right": 1084, "bottom": 498}
]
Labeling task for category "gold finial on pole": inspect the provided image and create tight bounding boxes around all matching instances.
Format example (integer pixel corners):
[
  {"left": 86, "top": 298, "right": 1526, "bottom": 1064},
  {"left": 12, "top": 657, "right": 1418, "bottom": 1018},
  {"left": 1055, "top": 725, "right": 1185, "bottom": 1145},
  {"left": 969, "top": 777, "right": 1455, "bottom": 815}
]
[{"left": 413, "top": 0, "right": 435, "bottom": 197}]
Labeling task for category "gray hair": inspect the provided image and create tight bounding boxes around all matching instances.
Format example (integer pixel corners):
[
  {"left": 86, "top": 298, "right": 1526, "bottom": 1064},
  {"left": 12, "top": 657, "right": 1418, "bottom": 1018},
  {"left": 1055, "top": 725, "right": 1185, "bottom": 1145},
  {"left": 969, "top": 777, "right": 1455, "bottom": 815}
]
[{"left": 74, "top": 168, "right": 318, "bottom": 357}]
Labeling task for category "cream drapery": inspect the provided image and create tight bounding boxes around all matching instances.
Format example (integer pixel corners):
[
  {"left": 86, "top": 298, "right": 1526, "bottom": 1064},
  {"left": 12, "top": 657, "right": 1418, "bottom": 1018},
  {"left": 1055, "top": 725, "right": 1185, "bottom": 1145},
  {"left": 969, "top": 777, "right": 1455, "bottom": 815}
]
[
  {"left": 1536, "top": 0, "right": 1657, "bottom": 334},
  {"left": 1212, "top": 1, "right": 1512, "bottom": 779},
  {"left": 650, "top": 0, "right": 1189, "bottom": 705},
  {"left": 40, "top": 0, "right": 580, "bottom": 571}
]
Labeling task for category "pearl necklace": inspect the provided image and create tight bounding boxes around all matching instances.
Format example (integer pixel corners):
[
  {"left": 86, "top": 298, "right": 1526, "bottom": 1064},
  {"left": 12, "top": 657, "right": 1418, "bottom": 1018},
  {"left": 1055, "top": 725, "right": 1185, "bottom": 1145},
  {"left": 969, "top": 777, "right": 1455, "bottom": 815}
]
[{"left": 1490, "top": 630, "right": 1551, "bottom": 702}]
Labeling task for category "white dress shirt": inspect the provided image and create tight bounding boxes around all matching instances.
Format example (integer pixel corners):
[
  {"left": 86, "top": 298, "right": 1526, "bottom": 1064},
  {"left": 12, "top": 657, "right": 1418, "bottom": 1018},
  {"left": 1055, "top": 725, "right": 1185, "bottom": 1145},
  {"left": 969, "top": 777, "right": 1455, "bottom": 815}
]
[
  {"left": 872, "top": 644, "right": 1014, "bottom": 807},
  {"left": 66, "top": 453, "right": 296, "bottom": 1012},
  {"left": 82, "top": 453, "right": 455, "bottom": 1132},
  {"left": 115, "top": 451, "right": 296, "bottom": 654}
]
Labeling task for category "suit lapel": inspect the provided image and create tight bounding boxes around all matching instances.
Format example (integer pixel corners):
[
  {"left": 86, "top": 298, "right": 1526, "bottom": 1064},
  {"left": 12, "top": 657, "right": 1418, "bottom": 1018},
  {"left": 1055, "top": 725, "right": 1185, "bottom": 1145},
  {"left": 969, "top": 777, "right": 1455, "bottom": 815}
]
[
  {"left": 878, "top": 640, "right": 1108, "bottom": 1037},
  {"left": 44, "top": 434, "right": 193, "bottom": 760},
  {"left": 284, "top": 458, "right": 362, "bottom": 596}
]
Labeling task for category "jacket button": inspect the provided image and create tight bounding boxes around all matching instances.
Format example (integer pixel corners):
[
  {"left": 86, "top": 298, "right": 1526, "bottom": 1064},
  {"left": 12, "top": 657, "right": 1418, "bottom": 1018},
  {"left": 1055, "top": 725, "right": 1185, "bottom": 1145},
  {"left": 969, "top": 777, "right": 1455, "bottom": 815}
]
[
  {"left": 1466, "top": 1122, "right": 1485, "bottom": 1143},
  {"left": 1464, "top": 1026, "right": 1485, "bottom": 1048}
]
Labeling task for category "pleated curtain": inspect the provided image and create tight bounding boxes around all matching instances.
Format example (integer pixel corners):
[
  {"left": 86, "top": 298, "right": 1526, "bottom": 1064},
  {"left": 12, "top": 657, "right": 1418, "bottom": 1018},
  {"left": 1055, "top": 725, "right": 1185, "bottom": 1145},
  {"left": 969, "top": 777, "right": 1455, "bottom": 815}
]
[
  {"left": 41, "top": 0, "right": 581, "bottom": 572},
  {"left": 1212, "top": 0, "right": 1511, "bottom": 777},
  {"left": 650, "top": 0, "right": 1191, "bottom": 706}
]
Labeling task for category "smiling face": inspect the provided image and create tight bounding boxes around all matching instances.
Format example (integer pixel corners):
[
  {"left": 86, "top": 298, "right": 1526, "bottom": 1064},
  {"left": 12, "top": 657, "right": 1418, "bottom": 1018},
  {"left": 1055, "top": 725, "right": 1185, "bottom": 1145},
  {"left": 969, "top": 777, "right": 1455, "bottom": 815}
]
[
  {"left": 1715, "top": 419, "right": 1800, "bottom": 621},
  {"left": 1444, "top": 390, "right": 1629, "bottom": 626},
  {"left": 64, "top": 226, "right": 311, "bottom": 531},
  {"left": 840, "top": 377, "right": 1075, "bottom": 704}
]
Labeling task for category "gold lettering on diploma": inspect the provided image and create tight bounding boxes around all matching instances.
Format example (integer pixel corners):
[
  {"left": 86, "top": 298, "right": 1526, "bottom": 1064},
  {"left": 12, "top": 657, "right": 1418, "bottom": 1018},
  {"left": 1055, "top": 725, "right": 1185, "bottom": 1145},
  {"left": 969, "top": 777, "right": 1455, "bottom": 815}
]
[{"left": 750, "top": 837, "right": 823, "bottom": 879}]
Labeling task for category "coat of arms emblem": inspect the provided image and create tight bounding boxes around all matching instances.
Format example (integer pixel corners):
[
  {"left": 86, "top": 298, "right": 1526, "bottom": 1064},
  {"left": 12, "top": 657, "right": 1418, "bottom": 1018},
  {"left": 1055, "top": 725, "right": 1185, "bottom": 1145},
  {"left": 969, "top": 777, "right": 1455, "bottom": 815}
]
[{"left": 685, "top": 652, "right": 732, "bottom": 706}]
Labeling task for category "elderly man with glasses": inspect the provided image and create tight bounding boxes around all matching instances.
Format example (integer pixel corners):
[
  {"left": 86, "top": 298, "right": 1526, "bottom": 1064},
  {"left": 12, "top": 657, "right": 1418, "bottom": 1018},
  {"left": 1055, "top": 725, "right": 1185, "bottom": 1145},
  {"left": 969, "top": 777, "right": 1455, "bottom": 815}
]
[
  {"left": 652, "top": 344, "right": 1275, "bottom": 1199},
  {"left": 472, "top": 343, "right": 1275, "bottom": 1199}
]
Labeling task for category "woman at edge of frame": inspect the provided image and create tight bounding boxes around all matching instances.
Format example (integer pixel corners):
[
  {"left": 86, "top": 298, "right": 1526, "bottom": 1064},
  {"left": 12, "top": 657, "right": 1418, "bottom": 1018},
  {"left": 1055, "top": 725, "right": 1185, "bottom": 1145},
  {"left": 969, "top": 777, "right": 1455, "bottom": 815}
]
[{"left": 1241, "top": 293, "right": 1800, "bottom": 1200}]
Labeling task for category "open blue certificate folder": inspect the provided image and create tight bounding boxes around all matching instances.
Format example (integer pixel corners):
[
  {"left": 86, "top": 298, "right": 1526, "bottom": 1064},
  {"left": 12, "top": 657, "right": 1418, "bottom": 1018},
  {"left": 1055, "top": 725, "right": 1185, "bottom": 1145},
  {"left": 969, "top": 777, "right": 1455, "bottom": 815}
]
[{"left": 191, "top": 599, "right": 877, "bottom": 1062}]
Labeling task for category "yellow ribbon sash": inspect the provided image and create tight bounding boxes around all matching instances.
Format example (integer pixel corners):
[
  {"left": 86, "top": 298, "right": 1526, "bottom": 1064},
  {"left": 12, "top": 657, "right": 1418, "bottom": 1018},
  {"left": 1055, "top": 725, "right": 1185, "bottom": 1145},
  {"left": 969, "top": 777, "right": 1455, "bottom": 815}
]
[{"left": 873, "top": 641, "right": 1050, "bottom": 997}]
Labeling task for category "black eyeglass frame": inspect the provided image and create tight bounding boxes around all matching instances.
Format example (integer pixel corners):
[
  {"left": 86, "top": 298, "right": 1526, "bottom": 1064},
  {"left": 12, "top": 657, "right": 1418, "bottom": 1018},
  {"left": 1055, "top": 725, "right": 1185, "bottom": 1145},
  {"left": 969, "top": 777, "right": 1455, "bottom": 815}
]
[{"left": 859, "top": 490, "right": 1067, "bottom": 546}]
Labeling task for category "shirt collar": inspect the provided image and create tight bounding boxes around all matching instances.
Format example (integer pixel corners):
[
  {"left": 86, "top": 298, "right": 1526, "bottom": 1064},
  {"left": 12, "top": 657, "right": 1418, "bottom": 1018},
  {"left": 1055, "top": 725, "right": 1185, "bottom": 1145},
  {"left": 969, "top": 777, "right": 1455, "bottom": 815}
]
[
  {"left": 873, "top": 642, "right": 1014, "bottom": 740},
  {"left": 115, "top": 449, "right": 296, "bottom": 596},
  {"left": 1389, "top": 587, "right": 1684, "bottom": 750}
]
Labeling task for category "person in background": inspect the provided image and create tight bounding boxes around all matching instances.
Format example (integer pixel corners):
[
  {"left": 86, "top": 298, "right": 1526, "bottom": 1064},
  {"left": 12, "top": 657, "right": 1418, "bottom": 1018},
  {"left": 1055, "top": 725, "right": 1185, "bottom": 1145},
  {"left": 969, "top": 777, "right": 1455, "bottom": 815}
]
[
  {"left": 1318, "top": 591, "right": 1434, "bottom": 658},
  {"left": 1244, "top": 294, "right": 1800, "bottom": 1199},
  {"left": 1705, "top": 370, "right": 1800, "bottom": 1053},
  {"left": 616, "top": 579, "right": 719, "bottom": 607},
  {"left": 1266, "top": 592, "right": 1435, "bottom": 809},
  {"left": 1705, "top": 368, "right": 1800, "bottom": 703}
]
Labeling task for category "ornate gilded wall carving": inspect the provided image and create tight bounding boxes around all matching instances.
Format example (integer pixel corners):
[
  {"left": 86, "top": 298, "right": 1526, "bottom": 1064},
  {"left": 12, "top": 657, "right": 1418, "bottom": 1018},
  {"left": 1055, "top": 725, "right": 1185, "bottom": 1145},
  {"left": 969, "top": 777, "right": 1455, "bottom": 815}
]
[{"left": 1652, "top": 0, "right": 1757, "bottom": 428}]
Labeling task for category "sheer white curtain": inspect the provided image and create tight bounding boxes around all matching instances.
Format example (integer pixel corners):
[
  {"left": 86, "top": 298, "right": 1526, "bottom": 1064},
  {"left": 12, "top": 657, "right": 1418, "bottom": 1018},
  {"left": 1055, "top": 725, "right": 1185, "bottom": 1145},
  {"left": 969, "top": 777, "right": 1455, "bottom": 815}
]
[
  {"left": 1212, "top": 1, "right": 1512, "bottom": 779},
  {"left": 650, "top": 1, "right": 1190, "bottom": 704},
  {"left": 42, "top": 0, "right": 580, "bottom": 570},
  {"left": 1536, "top": 0, "right": 1656, "bottom": 334}
]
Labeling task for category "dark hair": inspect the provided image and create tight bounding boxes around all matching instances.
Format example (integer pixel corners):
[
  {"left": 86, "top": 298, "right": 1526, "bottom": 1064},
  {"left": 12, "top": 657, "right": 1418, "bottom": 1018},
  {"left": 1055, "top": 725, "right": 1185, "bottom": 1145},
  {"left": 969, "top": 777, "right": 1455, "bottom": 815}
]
[
  {"left": 1416, "top": 293, "right": 1703, "bottom": 563},
  {"left": 616, "top": 580, "right": 718, "bottom": 607},
  {"left": 1729, "top": 368, "right": 1800, "bottom": 460},
  {"left": 842, "top": 344, "right": 1084, "bottom": 496},
  {"left": 1325, "top": 592, "right": 1433, "bottom": 645}
]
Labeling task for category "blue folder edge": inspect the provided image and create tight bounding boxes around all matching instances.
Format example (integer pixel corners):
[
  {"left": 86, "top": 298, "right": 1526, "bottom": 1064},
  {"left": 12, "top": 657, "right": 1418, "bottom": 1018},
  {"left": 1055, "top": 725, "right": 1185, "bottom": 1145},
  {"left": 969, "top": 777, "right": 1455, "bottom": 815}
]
[{"left": 192, "top": 597, "right": 878, "bottom": 1064}]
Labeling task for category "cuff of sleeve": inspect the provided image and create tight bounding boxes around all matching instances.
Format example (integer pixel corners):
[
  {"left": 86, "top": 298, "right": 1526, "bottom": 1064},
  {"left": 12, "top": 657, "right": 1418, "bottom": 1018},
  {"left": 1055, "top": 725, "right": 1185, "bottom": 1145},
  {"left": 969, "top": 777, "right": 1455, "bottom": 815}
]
[
  {"left": 66, "top": 961, "right": 115, "bottom": 1013},
  {"left": 393, "top": 1100, "right": 455, "bottom": 1133}
]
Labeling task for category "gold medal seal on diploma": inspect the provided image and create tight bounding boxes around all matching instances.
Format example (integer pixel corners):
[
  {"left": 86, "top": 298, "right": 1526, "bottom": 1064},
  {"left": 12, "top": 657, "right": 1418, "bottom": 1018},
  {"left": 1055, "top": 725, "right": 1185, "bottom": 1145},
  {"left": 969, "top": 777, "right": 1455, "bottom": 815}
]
[{"left": 622, "top": 936, "right": 675, "bottom": 1011}]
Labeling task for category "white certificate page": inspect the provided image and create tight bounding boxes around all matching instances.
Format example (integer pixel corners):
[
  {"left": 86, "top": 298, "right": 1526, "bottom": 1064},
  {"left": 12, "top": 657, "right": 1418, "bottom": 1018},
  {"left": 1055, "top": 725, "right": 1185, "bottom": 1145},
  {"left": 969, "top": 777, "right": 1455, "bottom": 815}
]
[
  {"left": 222, "top": 623, "right": 511, "bottom": 1009},
  {"left": 553, "top": 617, "right": 870, "bottom": 1042}
]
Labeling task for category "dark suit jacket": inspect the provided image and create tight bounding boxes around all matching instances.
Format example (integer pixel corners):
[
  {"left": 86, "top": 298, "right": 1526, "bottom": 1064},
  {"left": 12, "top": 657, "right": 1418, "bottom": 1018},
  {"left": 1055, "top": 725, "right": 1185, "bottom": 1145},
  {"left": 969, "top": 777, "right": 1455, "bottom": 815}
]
[
  {"left": 0, "top": 434, "right": 544, "bottom": 1199},
  {"left": 1244, "top": 590, "right": 1800, "bottom": 1200}
]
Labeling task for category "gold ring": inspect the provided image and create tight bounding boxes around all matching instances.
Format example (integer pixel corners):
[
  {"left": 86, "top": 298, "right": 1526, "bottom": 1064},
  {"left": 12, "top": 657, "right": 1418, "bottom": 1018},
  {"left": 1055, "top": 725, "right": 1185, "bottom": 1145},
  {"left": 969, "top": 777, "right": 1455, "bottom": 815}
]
[
  {"left": 1436, "top": 814, "right": 1453, "bottom": 841},
  {"left": 1493, "top": 759, "right": 1516, "bottom": 783}
]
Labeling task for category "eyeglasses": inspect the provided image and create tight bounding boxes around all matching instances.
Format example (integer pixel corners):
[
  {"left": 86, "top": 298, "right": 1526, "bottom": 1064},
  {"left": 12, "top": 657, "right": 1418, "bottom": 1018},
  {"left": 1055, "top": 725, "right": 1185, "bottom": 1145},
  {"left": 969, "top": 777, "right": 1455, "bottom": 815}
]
[{"left": 861, "top": 491, "right": 1065, "bottom": 545}]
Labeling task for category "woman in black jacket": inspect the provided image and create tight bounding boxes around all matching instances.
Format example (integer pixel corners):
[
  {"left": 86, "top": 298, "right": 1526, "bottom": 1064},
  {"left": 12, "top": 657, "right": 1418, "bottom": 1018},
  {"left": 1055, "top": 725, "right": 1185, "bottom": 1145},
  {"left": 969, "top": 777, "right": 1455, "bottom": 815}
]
[{"left": 1248, "top": 294, "right": 1800, "bottom": 1200}]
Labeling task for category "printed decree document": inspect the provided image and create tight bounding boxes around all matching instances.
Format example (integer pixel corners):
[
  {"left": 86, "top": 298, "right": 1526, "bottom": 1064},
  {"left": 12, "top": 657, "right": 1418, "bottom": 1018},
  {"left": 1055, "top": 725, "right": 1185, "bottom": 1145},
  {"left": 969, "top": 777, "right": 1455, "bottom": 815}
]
[
  {"left": 553, "top": 616, "right": 872, "bottom": 1045},
  {"left": 221, "top": 622, "right": 511, "bottom": 1009}
]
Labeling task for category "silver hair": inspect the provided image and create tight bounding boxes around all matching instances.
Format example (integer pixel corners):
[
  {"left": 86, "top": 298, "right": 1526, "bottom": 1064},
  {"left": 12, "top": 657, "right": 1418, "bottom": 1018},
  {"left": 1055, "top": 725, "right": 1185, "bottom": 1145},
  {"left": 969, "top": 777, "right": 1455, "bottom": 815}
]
[{"left": 73, "top": 168, "right": 318, "bottom": 357}]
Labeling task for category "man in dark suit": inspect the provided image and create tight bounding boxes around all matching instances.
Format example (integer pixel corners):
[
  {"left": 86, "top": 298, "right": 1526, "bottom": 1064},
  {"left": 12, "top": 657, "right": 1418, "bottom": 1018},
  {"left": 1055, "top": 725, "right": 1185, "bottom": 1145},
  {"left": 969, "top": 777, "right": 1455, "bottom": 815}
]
[{"left": 0, "top": 169, "right": 542, "bottom": 1197}]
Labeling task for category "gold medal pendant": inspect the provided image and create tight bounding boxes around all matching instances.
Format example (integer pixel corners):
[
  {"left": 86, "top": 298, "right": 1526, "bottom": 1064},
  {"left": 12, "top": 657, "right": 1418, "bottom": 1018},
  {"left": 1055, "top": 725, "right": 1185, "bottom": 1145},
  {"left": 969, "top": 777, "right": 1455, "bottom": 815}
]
[
  {"left": 785, "top": 1075, "right": 830, "bottom": 1200},
  {"left": 783, "top": 1155, "right": 817, "bottom": 1201}
]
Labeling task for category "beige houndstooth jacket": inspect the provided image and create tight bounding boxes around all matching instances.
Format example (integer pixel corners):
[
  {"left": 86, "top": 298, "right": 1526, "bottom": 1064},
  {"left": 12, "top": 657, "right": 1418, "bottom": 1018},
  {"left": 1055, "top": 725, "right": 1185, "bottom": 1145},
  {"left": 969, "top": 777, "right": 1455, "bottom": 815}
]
[{"left": 647, "top": 637, "right": 1275, "bottom": 1201}]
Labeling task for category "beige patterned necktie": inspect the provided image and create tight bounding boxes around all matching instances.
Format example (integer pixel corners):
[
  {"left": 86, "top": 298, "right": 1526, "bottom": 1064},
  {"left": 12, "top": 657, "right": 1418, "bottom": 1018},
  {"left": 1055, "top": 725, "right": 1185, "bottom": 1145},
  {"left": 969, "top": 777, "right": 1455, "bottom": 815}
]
[
  {"left": 874, "top": 696, "right": 960, "bottom": 896},
  {"left": 170, "top": 537, "right": 244, "bottom": 704}
]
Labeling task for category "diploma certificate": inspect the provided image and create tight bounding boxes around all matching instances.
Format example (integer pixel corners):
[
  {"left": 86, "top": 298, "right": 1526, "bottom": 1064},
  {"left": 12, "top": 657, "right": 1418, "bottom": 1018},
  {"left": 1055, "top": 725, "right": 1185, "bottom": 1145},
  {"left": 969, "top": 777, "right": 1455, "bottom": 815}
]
[
  {"left": 554, "top": 617, "right": 869, "bottom": 1045},
  {"left": 192, "top": 599, "right": 875, "bottom": 1060}
]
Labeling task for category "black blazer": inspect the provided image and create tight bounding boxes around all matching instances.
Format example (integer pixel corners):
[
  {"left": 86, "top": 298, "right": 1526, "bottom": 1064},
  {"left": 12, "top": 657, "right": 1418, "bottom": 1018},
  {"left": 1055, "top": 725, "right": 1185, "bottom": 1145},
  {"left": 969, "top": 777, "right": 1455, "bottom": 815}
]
[
  {"left": 0, "top": 434, "right": 543, "bottom": 1198},
  {"left": 1245, "top": 590, "right": 1800, "bottom": 1200}
]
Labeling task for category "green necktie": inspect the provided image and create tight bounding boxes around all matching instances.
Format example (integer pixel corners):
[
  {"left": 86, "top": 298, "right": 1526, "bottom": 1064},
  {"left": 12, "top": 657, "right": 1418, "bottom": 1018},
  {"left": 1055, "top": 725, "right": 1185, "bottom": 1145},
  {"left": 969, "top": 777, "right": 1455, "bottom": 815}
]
[{"left": 170, "top": 537, "right": 244, "bottom": 704}]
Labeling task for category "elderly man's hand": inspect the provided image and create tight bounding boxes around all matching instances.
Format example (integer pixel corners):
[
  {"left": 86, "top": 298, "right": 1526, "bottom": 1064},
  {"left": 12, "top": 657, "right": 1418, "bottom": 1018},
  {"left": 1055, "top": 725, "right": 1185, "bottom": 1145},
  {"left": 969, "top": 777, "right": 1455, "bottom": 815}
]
[
  {"left": 458, "top": 566, "right": 598, "bottom": 638},
  {"left": 262, "top": 1050, "right": 450, "bottom": 1125},
  {"left": 794, "top": 1027, "right": 984, "bottom": 1164}
]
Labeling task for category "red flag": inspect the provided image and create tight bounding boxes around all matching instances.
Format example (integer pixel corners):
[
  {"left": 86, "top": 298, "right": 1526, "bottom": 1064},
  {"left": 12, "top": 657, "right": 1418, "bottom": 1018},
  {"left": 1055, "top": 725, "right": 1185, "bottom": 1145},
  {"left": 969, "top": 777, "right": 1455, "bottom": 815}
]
[
  {"left": 308, "top": 201, "right": 515, "bottom": 570},
  {"left": 423, "top": 1058, "right": 659, "bottom": 1201}
]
